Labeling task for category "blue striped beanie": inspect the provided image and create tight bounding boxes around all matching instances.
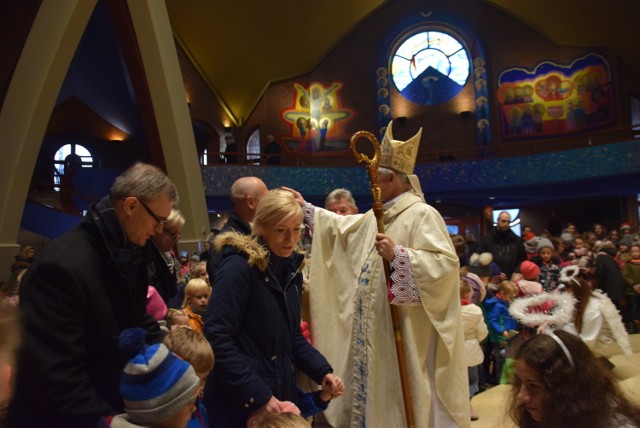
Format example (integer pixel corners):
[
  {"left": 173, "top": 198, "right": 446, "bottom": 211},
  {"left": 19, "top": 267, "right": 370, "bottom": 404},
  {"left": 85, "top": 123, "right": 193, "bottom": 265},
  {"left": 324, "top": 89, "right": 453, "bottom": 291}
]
[{"left": 119, "top": 328, "right": 200, "bottom": 424}]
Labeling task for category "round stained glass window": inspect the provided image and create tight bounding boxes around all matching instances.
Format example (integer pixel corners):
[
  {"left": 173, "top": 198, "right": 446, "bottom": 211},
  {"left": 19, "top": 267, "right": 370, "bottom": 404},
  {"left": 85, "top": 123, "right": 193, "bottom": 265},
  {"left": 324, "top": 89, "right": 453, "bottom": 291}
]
[
  {"left": 52, "top": 143, "right": 93, "bottom": 191},
  {"left": 391, "top": 30, "right": 470, "bottom": 105}
]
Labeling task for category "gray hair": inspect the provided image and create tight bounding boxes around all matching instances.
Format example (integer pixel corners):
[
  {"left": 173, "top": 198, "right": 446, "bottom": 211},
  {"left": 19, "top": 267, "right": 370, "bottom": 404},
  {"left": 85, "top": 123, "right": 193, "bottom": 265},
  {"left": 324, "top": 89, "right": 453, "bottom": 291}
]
[
  {"left": 378, "top": 166, "right": 409, "bottom": 184},
  {"left": 110, "top": 162, "right": 178, "bottom": 205},
  {"left": 325, "top": 188, "right": 357, "bottom": 210}
]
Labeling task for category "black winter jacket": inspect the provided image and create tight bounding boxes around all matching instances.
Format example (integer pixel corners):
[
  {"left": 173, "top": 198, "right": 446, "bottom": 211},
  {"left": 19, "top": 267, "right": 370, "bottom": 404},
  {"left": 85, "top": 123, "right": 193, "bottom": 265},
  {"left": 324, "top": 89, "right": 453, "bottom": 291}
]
[
  {"left": 146, "top": 241, "right": 178, "bottom": 304},
  {"left": 7, "top": 197, "right": 163, "bottom": 428},
  {"left": 480, "top": 228, "right": 527, "bottom": 277},
  {"left": 206, "top": 212, "right": 251, "bottom": 281},
  {"left": 595, "top": 253, "right": 625, "bottom": 300}
]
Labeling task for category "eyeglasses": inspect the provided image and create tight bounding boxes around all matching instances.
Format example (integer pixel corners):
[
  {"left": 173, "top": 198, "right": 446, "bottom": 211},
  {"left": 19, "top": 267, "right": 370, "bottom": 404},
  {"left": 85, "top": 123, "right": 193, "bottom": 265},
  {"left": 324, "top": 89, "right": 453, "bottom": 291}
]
[{"left": 133, "top": 197, "right": 168, "bottom": 226}]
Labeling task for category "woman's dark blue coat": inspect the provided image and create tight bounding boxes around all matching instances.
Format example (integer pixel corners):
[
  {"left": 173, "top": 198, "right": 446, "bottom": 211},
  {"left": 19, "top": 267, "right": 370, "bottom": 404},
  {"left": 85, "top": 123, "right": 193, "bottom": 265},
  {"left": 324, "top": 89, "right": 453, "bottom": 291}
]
[{"left": 203, "top": 232, "right": 332, "bottom": 427}]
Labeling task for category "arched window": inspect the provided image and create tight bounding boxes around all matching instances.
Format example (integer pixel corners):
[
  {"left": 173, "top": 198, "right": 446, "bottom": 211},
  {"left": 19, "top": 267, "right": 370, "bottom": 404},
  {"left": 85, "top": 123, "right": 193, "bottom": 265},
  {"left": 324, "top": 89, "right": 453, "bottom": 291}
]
[
  {"left": 53, "top": 143, "right": 93, "bottom": 191},
  {"left": 246, "top": 128, "right": 260, "bottom": 165},
  {"left": 219, "top": 135, "right": 227, "bottom": 163},
  {"left": 390, "top": 30, "right": 470, "bottom": 105}
]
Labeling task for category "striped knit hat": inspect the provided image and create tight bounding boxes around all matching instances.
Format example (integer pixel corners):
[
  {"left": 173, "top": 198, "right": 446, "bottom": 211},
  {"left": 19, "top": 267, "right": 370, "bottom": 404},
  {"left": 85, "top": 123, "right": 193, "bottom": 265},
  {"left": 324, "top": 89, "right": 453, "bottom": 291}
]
[{"left": 119, "top": 328, "right": 200, "bottom": 424}]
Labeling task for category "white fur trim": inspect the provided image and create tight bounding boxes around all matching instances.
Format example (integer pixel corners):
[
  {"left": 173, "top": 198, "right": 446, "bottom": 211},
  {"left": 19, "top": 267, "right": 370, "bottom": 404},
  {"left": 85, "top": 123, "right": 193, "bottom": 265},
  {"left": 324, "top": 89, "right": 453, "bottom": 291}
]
[
  {"left": 559, "top": 265, "right": 580, "bottom": 286},
  {"left": 509, "top": 292, "right": 576, "bottom": 328},
  {"left": 593, "top": 290, "right": 632, "bottom": 358}
]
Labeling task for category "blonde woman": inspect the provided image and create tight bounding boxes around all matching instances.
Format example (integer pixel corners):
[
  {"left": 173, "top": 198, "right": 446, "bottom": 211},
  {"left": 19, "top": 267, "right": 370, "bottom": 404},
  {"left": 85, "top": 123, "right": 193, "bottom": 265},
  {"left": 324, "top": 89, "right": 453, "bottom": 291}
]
[{"left": 203, "top": 189, "right": 343, "bottom": 427}]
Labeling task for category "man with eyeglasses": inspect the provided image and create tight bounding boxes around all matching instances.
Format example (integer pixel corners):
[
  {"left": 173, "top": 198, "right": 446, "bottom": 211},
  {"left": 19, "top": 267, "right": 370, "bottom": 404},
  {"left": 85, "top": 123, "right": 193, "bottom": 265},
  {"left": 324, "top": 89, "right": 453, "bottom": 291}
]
[{"left": 7, "top": 163, "right": 179, "bottom": 428}]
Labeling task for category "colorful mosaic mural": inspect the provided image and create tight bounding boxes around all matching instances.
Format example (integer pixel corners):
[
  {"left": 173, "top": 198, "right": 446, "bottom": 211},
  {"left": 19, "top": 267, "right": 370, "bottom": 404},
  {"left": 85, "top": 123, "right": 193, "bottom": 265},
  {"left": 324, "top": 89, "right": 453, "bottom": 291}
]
[
  {"left": 281, "top": 82, "right": 353, "bottom": 153},
  {"left": 497, "top": 54, "right": 613, "bottom": 139}
]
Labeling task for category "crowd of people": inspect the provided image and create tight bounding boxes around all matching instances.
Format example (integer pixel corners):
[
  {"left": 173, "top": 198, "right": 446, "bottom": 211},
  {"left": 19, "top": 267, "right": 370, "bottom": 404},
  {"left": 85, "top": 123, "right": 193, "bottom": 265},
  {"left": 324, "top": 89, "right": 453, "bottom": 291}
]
[
  {"left": 452, "top": 214, "right": 640, "bottom": 424},
  {"left": 0, "top": 123, "right": 469, "bottom": 427},
  {"left": 1, "top": 125, "right": 640, "bottom": 427}
]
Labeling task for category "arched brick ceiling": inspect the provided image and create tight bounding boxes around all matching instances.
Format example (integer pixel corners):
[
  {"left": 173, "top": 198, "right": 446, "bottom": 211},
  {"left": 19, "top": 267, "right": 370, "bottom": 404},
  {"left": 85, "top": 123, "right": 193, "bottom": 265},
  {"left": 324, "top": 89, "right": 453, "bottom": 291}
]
[{"left": 165, "top": 0, "right": 639, "bottom": 127}]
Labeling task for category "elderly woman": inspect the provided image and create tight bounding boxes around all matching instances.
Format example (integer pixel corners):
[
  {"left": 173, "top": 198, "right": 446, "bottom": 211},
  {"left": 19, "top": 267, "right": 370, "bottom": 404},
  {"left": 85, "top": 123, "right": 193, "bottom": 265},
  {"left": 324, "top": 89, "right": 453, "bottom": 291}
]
[
  {"left": 203, "top": 189, "right": 343, "bottom": 427},
  {"left": 147, "top": 208, "right": 185, "bottom": 305}
]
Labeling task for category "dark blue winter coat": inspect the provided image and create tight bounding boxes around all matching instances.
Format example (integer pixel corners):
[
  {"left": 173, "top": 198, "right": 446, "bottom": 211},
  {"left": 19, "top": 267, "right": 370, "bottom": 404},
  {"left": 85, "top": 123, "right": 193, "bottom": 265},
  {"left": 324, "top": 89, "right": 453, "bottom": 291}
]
[{"left": 203, "top": 232, "right": 332, "bottom": 427}]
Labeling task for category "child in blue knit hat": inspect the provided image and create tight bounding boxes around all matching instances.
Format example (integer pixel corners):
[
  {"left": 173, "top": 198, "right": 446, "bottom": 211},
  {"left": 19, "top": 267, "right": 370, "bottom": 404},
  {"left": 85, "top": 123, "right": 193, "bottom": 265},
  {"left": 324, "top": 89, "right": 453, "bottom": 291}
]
[{"left": 108, "top": 328, "right": 201, "bottom": 428}]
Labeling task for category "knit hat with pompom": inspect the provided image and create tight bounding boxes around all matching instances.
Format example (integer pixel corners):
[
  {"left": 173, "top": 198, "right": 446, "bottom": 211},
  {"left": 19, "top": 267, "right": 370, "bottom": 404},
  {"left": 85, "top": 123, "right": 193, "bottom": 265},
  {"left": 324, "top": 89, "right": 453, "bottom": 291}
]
[
  {"left": 119, "top": 328, "right": 200, "bottom": 425},
  {"left": 468, "top": 253, "right": 493, "bottom": 278}
]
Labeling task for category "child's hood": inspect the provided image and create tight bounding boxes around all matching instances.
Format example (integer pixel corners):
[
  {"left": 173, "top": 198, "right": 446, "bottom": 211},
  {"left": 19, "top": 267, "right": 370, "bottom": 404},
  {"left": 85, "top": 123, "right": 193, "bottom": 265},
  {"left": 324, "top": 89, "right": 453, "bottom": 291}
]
[
  {"left": 517, "top": 279, "right": 543, "bottom": 296},
  {"left": 483, "top": 295, "right": 507, "bottom": 311}
]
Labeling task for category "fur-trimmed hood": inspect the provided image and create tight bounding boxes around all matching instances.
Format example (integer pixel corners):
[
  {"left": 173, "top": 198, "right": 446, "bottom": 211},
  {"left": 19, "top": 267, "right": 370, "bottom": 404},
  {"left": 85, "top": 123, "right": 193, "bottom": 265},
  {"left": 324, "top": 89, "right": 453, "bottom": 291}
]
[{"left": 213, "top": 231, "right": 305, "bottom": 272}]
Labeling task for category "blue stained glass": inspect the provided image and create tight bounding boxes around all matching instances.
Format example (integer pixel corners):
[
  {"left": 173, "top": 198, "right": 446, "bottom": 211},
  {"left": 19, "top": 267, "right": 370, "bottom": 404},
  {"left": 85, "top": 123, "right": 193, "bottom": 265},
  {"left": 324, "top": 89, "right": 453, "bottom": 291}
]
[{"left": 391, "top": 30, "right": 470, "bottom": 104}]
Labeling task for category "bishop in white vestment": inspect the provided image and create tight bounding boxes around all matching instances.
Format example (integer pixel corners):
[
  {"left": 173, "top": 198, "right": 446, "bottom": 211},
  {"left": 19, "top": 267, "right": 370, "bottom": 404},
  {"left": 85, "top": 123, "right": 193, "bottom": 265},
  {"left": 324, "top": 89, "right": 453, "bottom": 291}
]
[{"left": 302, "top": 122, "right": 470, "bottom": 427}]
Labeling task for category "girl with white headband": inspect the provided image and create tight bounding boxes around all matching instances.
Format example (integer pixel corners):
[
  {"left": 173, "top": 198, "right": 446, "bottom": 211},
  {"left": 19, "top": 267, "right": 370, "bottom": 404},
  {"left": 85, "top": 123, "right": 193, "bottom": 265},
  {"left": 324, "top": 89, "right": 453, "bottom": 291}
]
[{"left": 508, "top": 330, "right": 640, "bottom": 427}]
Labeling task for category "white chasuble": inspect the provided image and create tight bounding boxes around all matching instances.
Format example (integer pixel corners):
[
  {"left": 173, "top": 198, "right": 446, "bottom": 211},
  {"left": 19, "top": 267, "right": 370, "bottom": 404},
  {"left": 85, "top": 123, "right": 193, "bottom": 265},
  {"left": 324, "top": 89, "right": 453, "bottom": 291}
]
[{"left": 308, "top": 192, "right": 470, "bottom": 428}]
